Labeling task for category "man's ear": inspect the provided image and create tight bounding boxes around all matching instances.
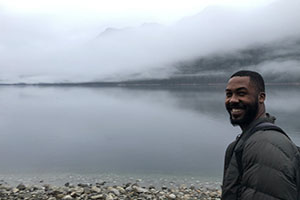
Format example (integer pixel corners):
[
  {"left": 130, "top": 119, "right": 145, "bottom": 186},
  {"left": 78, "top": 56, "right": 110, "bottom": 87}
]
[{"left": 258, "top": 92, "right": 266, "bottom": 103}]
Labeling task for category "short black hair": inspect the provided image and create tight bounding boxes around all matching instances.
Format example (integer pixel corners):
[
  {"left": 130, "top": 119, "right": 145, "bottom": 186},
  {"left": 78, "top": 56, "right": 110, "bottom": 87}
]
[{"left": 230, "top": 70, "right": 265, "bottom": 93}]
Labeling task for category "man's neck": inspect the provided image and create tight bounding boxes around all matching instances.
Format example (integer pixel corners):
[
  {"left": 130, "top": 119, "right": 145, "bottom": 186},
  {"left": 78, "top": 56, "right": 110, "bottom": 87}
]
[{"left": 240, "top": 112, "right": 266, "bottom": 131}]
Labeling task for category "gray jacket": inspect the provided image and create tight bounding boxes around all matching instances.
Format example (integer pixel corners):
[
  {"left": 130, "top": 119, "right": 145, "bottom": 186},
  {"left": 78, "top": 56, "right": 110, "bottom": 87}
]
[{"left": 222, "top": 114, "right": 300, "bottom": 200}]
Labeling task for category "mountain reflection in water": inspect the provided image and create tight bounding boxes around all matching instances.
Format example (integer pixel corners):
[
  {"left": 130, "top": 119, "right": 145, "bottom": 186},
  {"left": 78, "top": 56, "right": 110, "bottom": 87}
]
[{"left": 0, "top": 85, "right": 299, "bottom": 178}]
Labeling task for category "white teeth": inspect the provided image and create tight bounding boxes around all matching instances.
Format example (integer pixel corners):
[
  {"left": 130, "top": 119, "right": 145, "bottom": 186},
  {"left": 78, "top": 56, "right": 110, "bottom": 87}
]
[{"left": 232, "top": 108, "right": 242, "bottom": 112}]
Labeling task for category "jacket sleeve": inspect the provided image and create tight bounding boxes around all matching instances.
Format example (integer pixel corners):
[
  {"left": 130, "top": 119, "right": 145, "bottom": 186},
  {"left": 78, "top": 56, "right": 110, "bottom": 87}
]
[{"left": 240, "top": 130, "right": 298, "bottom": 200}]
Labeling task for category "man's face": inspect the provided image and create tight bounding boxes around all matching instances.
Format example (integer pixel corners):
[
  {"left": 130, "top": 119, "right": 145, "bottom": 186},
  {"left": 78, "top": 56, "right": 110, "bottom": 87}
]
[{"left": 225, "top": 76, "right": 259, "bottom": 127}]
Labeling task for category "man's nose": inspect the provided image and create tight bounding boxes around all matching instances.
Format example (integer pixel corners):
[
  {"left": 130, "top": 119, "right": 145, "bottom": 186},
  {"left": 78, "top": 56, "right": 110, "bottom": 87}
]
[{"left": 229, "top": 94, "right": 239, "bottom": 103}]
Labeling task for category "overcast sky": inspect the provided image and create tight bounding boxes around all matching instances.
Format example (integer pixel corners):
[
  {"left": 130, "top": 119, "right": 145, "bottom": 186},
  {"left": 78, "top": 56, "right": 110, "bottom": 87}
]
[
  {"left": 0, "top": 0, "right": 299, "bottom": 83},
  {"left": 0, "top": 0, "right": 276, "bottom": 24}
]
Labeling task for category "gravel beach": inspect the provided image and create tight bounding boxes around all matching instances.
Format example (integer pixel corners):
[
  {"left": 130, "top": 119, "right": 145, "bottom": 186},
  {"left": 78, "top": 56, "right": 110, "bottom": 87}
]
[{"left": 0, "top": 174, "right": 221, "bottom": 199}]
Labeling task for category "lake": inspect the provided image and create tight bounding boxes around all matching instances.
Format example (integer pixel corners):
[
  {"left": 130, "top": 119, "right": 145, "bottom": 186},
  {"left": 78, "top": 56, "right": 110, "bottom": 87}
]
[{"left": 0, "top": 85, "right": 299, "bottom": 185}]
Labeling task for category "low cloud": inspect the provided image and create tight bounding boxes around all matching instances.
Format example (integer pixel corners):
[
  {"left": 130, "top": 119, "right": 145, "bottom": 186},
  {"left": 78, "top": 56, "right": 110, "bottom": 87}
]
[{"left": 0, "top": 0, "right": 299, "bottom": 83}]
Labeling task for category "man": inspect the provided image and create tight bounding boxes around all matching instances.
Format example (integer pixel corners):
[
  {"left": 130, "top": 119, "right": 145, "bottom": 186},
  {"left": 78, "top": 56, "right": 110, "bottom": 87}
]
[{"left": 222, "top": 70, "right": 300, "bottom": 200}]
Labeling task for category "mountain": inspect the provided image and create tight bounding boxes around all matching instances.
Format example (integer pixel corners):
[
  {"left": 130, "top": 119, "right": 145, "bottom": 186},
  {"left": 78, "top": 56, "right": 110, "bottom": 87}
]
[
  {"left": 97, "top": 23, "right": 164, "bottom": 37},
  {"left": 121, "top": 37, "right": 300, "bottom": 85},
  {"left": 3, "top": 37, "right": 299, "bottom": 86},
  {"left": 1, "top": 0, "right": 300, "bottom": 85},
  {"left": 92, "top": 0, "right": 300, "bottom": 85}
]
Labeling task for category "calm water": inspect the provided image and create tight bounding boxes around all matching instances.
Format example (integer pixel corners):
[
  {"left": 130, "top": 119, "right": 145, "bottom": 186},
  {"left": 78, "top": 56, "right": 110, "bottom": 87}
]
[{"left": 0, "top": 85, "right": 299, "bottom": 183}]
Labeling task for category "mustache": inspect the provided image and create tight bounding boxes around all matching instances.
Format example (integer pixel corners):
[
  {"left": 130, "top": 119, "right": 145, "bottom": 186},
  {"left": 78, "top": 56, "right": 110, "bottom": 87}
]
[{"left": 227, "top": 102, "right": 246, "bottom": 109}]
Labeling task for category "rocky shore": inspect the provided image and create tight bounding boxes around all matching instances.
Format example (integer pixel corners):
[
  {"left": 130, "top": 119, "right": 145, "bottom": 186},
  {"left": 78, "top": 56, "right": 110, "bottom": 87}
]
[{"left": 0, "top": 181, "right": 221, "bottom": 200}]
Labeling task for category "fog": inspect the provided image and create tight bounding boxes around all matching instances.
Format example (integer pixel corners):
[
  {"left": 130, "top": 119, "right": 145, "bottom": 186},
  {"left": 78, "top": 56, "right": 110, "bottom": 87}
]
[{"left": 1, "top": 0, "right": 300, "bottom": 83}]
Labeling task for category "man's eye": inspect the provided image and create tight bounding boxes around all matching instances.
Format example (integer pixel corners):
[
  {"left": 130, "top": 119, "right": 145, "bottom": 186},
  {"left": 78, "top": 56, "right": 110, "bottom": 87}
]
[
  {"left": 226, "top": 92, "right": 232, "bottom": 97},
  {"left": 238, "top": 92, "right": 246, "bottom": 96}
]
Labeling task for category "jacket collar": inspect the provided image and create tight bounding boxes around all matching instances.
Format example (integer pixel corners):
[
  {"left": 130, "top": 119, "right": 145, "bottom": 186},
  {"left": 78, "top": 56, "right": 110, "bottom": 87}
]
[
  {"left": 239, "top": 113, "right": 276, "bottom": 141},
  {"left": 243, "top": 113, "right": 276, "bottom": 133}
]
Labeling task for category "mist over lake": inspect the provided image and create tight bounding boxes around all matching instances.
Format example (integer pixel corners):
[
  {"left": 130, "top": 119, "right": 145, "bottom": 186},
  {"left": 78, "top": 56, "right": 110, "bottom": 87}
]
[{"left": 0, "top": 85, "right": 299, "bottom": 181}]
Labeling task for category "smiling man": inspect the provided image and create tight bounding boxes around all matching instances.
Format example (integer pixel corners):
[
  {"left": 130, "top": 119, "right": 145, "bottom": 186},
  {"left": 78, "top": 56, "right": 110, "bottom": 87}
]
[{"left": 222, "top": 70, "right": 300, "bottom": 200}]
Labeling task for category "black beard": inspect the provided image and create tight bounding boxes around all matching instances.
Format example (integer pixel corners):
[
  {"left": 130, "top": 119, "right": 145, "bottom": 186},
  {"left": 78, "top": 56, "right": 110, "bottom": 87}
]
[{"left": 227, "top": 99, "right": 259, "bottom": 127}]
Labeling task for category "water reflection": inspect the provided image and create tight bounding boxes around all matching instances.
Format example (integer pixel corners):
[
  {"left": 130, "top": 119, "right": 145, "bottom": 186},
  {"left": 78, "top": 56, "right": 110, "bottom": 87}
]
[{"left": 0, "top": 85, "right": 299, "bottom": 178}]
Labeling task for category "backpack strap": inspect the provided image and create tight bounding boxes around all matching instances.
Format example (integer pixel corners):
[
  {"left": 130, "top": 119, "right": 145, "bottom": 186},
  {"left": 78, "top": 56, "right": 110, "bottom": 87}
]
[
  {"left": 251, "top": 122, "right": 290, "bottom": 140},
  {"left": 223, "top": 134, "right": 242, "bottom": 178}
]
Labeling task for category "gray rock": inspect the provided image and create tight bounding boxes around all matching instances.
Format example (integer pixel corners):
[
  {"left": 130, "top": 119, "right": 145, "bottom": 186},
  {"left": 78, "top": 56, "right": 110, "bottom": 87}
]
[
  {"left": 90, "top": 194, "right": 104, "bottom": 199},
  {"left": 12, "top": 187, "right": 19, "bottom": 193},
  {"left": 108, "top": 186, "right": 120, "bottom": 196},
  {"left": 62, "top": 194, "right": 73, "bottom": 200},
  {"left": 91, "top": 186, "right": 101, "bottom": 193},
  {"left": 96, "top": 181, "right": 106, "bottom": 186},
  {"left": 74, "top": 186, "right": 84, "bottom": 195},
  {"left": 168, "top": 193, "right": 176, "bottom": 199},
  {"left": 133, "top": 185, "right": 149, "bottom": 193},
  {"left": 105, "top": 193, "right": 114, "bottom": 200},
  {"left": 116, "top": 186, "right": 126, "bottom": 194},
  {"left": 16, "top": 183, "right": 26, "bottom": 190}
]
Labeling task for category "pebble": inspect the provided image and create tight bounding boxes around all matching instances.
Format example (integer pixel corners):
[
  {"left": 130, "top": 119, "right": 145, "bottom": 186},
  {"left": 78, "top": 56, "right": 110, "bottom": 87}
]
[
  {"left": 106, "top": 193, "right": 114, "bottom": 200},
  {"left": 133, "top": 185, "right": 149, "bottom": 193},
  {"left": 91, "top": 194, "right": 104, "bottom": 199},
  {"left": 168, "top": 193, "right": 176, "bottom": 199},
  {"left": 16, "top": 183, "right": 26, "bottom": 190},
  {"left": 62, "top": 194, "right": 73, "bottom": 200},
  {"left": 108, "top": 186, "right": 120, "bottom": 196},
  {"left": 91, "top": 186, "right": 101, "bottom": 193}
]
